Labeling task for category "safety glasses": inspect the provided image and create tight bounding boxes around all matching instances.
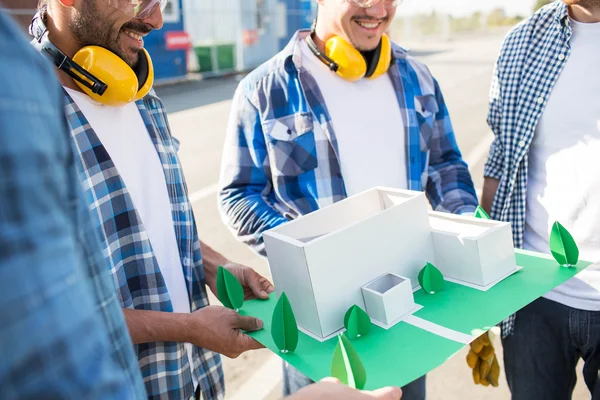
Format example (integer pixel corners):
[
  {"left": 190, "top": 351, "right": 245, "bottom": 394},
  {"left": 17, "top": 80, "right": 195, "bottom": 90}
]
[
  {"left": 346, "top": 0, "right": 402, "bottom": 9},
  {"left": 108, "top": 0, "right": 168, "bottom": 19}
]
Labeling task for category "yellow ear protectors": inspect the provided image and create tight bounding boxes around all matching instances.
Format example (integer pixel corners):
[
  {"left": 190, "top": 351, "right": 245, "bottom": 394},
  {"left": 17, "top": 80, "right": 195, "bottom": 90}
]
[
  {"left": 29, "top": 11, "right": 154, "bottom": 107},
  {"left": 306, "top": 33, "right": 392, "bottom": 82}
]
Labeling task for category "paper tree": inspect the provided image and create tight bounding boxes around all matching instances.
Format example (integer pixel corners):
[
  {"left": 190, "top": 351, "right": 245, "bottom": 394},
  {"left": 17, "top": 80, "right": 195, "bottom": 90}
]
[
  {"left": 271, "top": 292, "right": 299, "bottom": 353},
  {"left": 216, "top": 266, "right": 244, "bottom": 311},
  {"left": 343, "top": 305, "right": 371, "bottom": 339},
  {"left": 475, "top": 206, "right": 491, "bottom": 220},
  {"left": 418, "top": 262, "right": 445, "bottom": 294},
  {"left": 331, "top": 333, "right": 367, "bottom": 390},
  {"left": 549, "top": 221, "right": 579, "bottom": 267}
]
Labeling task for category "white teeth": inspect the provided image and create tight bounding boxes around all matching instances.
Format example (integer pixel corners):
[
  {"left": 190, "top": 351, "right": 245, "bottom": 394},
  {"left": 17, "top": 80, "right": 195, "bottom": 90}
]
[
  {"left": 124, "top": 30, "right": 142, "bottom": 40},
  {"left": 357, "top": 21, "right": 379, "bottom": 29}
]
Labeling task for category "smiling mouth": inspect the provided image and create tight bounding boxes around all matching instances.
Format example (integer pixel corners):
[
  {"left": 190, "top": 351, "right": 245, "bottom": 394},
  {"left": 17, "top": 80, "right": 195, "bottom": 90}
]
[
  {"left": 354, "top": 19, "right": 387, "bottom": 30},
  {"left": 122, "top": 29, "right": 144, "bottom": 40}
]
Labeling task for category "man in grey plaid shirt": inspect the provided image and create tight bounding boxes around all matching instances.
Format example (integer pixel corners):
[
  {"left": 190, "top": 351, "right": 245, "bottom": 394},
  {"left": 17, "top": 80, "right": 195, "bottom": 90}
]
[{"left": 481, "top": 0, "right": 600, "bottom": 398}]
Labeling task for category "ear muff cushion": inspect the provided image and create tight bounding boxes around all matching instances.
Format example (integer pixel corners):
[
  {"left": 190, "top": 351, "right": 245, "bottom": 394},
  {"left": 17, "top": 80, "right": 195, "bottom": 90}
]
[
  {"left": 364, "top": 41, "right": 382, "bottom": 78},
  {"left": 325, "top": 36, "right": 366, "bottom": 82},
  {"left": 72, "top": 46, "right": 139, "bottom": 106},
  {"left": 366, "top": 34, "right": 392, "bottom": 80},
  {"left": 133, "top": 49, "right": 154, "bottom": 101}
]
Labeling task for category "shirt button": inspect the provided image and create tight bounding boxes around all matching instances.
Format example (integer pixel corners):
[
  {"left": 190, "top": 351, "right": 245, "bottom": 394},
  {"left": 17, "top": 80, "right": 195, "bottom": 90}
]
[
  {"left": 558, "top": 54, "right": 565, "bottom": 61},
  {"left": 537, "top": 96, "right": 544, "bottom": 104},
  {"left": 518, "top": 140, "right": 526, "bottom": 148}
]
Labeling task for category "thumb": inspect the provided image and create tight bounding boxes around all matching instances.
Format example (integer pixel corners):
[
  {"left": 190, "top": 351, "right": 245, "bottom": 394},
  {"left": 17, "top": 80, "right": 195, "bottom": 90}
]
[
  {"left": 246, "top": 270, "right": 271, "bottom": 299},
  {"left": 236, "top": 332, "right": 265, "bottom": 352},
  {"left": 367, "top": 386, "right": 402, "bottom": 400},
  {"left": 236, "top": 315, "right": 264, "bottom": 332}
]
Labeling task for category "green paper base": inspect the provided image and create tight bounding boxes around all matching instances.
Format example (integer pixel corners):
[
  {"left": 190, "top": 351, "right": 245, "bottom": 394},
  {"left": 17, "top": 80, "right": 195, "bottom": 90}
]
[{"left": 243, "top": 249, "right": 591, "bottom": 389}]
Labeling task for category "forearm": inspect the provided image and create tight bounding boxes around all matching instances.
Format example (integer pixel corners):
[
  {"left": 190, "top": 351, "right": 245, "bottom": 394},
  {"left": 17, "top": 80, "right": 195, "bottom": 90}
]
[
  {"left": 123, "top": 308, "right": 190, "bottom": 344},
  {"left": 480, "top": 177, "right": 500, "bottom": 215},
  {"left": 200, "top": 241, "right": 230, "bottom": 284}
]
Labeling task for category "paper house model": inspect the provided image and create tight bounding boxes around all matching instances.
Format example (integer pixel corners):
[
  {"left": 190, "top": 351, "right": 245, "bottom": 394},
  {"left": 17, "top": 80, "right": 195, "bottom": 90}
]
[{"left": 263, "top": 187, "right": 516, "bottom": 340}]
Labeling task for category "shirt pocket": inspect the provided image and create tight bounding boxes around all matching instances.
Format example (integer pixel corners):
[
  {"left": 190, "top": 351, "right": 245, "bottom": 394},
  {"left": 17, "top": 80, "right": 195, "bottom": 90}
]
[
  {"left": 415, "top": 94, "right": 438, "bottom": 152},
  {"left": 263, "top": 112, "right": 318, "bottom": 177}
]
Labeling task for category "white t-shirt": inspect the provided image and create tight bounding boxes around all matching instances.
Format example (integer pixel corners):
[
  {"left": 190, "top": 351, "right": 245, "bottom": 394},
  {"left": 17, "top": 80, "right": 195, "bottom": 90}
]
[
  {"left": 65, "top": 88, "right": 198, "bottom": 388},
  {"left": 523, "top": 18, "right": 600, "bottom": 311},
  {"left": 300, "top": 39, "right": 407, "bottom": 196}
]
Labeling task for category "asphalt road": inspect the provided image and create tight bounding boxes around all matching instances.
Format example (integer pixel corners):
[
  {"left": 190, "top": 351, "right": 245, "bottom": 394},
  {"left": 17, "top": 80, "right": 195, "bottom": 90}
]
[{"left": 156, "top": 32, "right": 589, "bottom": 400}]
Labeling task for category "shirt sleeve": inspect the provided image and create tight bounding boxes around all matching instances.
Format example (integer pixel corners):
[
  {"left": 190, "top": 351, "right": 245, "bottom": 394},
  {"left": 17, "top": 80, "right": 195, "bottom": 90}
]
[
  {"left": 425, "top": 77, "right": 479, "bottom": 215},
  {"left": 0, "top": 12, "right": 144, "bottom": 399},
  {"left": 218, "top": 86, "right": 287, "bottom": 256},
  {"left": 484, "top": 60, "right": 504, "bottom": 180}
]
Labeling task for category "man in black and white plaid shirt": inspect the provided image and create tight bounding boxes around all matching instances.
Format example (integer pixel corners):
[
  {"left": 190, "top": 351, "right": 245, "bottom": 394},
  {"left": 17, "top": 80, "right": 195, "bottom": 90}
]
[{"left": 481, "top": 0, "right": 600, "bottom": 398}]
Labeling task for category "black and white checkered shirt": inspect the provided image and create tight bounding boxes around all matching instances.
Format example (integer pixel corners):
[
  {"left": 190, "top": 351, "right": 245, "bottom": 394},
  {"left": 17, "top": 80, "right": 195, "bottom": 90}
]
[{"left": 484, "top": 1, "right": 573, "bottom": 337}]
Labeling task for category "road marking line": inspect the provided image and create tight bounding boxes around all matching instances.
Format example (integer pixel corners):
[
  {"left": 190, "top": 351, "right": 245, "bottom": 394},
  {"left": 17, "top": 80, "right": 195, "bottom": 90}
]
[
  {"left": 228, "top": 354, "right": 281, "bottom": 400},
  {"left": 403, "top": 315, "right": 476, "bottom": 344},
  {"left": 189, "top": 183, "right": 219, "bottom": 204}
]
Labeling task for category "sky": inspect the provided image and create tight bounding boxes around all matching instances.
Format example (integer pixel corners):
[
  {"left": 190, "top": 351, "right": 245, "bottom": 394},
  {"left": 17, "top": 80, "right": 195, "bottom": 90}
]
[{"left": 398, "top": 0, "right": 537, "bottom": 17}]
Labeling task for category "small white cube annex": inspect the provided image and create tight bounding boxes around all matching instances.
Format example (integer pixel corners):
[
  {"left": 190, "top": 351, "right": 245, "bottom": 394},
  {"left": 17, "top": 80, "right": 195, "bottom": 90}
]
[
  {"left": 361, "top": 273, "right": 416, "bottom": 329},
  {"left": 429, "top": 212, "right": 517, "bottom": 287}
]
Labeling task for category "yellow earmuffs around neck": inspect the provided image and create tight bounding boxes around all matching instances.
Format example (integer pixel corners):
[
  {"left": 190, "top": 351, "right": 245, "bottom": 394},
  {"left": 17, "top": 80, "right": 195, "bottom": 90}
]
[
  {"left": 30, "top": 10, "right": 154, "bottom": 106},
  {"left": 306, "top": 32, "right": 392, "bottom": 82}
]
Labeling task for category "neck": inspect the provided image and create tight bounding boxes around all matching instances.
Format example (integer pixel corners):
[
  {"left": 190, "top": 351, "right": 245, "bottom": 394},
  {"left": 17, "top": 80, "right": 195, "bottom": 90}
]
[
  {"left": 569, "top": 3, "right": 600, "bottom": 23},
  {"left": 45, "top": 13, "right": 84, "bottom": 92},
  {"left": 312, "top": 20, "right": 336, "bottom": 53}
]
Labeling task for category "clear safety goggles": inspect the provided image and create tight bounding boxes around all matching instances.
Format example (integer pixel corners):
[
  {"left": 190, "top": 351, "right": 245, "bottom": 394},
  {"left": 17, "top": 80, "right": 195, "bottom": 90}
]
[
  {"left": 108, "top": 0, "right": 168, "bottom": 19},
  {"left": 346, "top": 0, "right": 402, "bottom": 9}
]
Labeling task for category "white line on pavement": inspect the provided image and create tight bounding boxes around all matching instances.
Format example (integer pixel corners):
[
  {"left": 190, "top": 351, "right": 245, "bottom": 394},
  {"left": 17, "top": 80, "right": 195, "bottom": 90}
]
[
  {"left": 189, "top": 183, "right": 219, "bottom": 204},
  {"left": 228, "top": 354, "right": 281, "bottom": 400},
  {"left": 403, "top": 315, "right": 476, "bottom": 344}
]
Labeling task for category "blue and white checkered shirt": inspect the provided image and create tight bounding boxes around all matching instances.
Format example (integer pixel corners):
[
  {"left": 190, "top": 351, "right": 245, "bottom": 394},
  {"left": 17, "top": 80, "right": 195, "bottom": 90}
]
[
  {"left": 484, "top": 1, "right": 573, "bottom": 337},
  {"left": 219, "top": 31, "right": 478, "bottom": 255},
  {"left": 64, "top": 92, "right": 225, "bottom": 399}
]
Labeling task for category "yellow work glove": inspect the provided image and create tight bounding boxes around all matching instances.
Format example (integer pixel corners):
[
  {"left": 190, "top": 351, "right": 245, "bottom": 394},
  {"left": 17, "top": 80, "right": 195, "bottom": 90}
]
[{"left": 466, "top": 331, "right": 500, "bottom": 387}]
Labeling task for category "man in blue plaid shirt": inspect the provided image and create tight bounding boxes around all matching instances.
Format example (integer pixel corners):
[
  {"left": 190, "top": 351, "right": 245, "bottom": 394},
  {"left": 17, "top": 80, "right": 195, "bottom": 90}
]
[
  {"left": 30, "top": 1, "right": 277, "bottom": 399},
  {"left": 219, "top": 0, "right": 478, "bottom": 397},
  {"left": 481, "top": 0, "right": 600, "bottom": 398},
  {"left": 0, "top": 10, "right": 146, "bottom": 399}
]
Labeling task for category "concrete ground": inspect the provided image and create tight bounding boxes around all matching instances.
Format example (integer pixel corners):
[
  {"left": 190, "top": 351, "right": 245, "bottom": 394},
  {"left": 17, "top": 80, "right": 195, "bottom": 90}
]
[{"left": 155, "top": 32, "right": 590, "bottom": 400}]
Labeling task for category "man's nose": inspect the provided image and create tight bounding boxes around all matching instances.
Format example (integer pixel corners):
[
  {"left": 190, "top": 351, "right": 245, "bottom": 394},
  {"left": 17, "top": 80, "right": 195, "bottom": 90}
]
[{"left": 365, "top": 1, "right": 387, "bottom": 18}]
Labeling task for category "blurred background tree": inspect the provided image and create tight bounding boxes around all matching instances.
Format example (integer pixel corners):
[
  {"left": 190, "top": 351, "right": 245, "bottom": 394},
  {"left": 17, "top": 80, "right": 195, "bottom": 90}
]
[{"left": 533, "top": 0, "right": 554, "bottom": 12}]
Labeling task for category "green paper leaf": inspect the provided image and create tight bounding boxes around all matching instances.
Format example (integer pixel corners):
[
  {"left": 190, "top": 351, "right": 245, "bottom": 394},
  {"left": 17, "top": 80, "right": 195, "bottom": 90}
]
[
  {"left": 475, "top": 206, "right": 490, "bottom": 220},
  {"left": 550, "top": 221, "right": 579, "bottom": 266},
  {"left": 271, "top": 292, "right": 299, "bottom": 353},
  {"left": 343, "top": 305, "right": 371, "bottom": 339},
  {"left": 331, "top": 334, "right": 367, "bottom": 390},
  {"left": 418, "top": 263, "right": 445, "bottom": 294},
  {"left": 216, "top": 266, "right": 244, "bottom": 310}
]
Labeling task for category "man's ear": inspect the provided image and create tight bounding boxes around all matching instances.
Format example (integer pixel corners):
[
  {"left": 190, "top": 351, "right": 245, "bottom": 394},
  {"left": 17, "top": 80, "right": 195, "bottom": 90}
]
[{"left": 57, "top": 0, "right": 75, "bottom": 6}]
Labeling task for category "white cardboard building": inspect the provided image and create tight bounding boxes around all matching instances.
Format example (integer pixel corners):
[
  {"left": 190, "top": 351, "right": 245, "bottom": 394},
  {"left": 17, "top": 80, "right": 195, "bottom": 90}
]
[{"left": 263, "top": 188, "right": 517, "bottom": 340}]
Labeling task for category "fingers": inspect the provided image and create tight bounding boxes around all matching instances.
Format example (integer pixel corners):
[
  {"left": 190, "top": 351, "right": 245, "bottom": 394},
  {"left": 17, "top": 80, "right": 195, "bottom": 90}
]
[
  {"left": 244, "top": 269, "right": 274, "bottom": 300},
  {"left": 367, "top": 386, "right": 403, "bottom": 400},
  {"left": 480, "top": 345, "right": 495, "bottom": 361},
  {"left": 472, "top": 359, "right": 481, "bottom": 384},
  {"left": 489, "top": 356, "right": 500, "bottom": 387},
  {"left": 235, "top": 314, "right": 264, "bottom": 332},
  {"left": 319, "top": 377, "right": 341, "bottom": 384},
  {"left": 466, "top": 349, "right": 478, "bottom": 368}
]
